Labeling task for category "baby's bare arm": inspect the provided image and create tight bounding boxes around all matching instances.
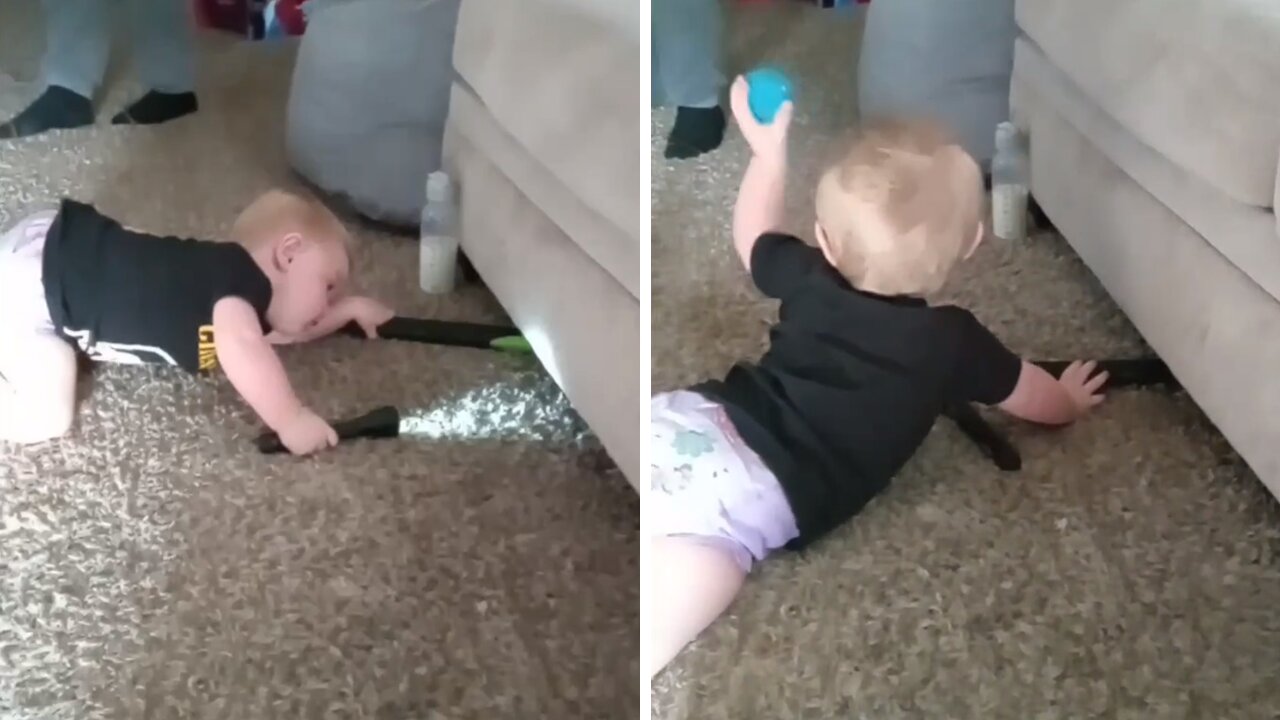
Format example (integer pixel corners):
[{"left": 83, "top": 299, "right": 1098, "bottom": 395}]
[
  {"left": 213, "top": 296, "right": 304, "bottom": 430},
  {"left": 266, "top": 306, "right": 353, "bottom": 345},
  {"left": 729, "top": 77, "right": 791, "bottom": 272},
  {"left": 997, "top": 360, "right": 1095, "bottom": 425},
  {"left": 733, "top": 156, "right": 788, "bottom": 271},
  {"left": 266, "top": 296, "right": 394, "bottom": 345}
]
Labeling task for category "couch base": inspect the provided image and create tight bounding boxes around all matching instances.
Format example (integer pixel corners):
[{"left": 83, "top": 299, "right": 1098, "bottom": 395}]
[
  {"left": 1013, "top": 38, "right": 1280, "bottom": 308},
  {"left": 443, "top": 89, "right": 639, "bottom": 490},
  {"left": 1013, "top": 63, "right": 1280, "bottom": 496}
]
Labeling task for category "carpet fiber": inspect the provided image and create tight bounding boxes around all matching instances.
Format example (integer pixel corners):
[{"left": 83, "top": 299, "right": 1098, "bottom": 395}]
[
  {"left": 651, "top": 6, "right": 1280, "bottom": 718},
  {"left": 0, "top": 7, "right": 638, "bottom": 719}
]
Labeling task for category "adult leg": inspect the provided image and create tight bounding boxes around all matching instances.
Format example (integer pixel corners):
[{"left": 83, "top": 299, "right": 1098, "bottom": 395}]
[
  {"left": 113, "top": 0, "right": 199, "bottom": 125},
  {"left": 0, "top": 334, "right": 78, "bottom": 444},
  {"left": 650, "top": 535, "right": 746, "bottom": 678},
  {"left": 0, "top": 0, "right": 106, "bottom": 138},
  {"left": 652, "top": 0, "right": 726, "bottom": 159}
]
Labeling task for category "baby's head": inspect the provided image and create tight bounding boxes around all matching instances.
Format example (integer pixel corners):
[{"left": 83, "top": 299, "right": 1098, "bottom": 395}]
[
  {"left": 813, "top": 119, "right": 985, "bottom": 297},
  {"left": 231, "top": 189, "right": 351, "bottom": 334}
]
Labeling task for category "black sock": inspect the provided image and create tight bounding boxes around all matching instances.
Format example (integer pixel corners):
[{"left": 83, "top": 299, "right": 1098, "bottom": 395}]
[
  {"left": 664, "top": 105, "right": 726, "bottom": 160},
  {"left": 0, "top": 86, "right": 94, "bottom": 139},
  {"left": 111, "top": 90, "right": 199, "bottom": 126}
]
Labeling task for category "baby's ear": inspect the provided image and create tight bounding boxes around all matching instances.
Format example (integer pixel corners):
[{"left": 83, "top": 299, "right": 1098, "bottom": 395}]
[
  {"left": 814, "top": 221, "right": 840, "bottom": 267},
  {"left": 275, "top": 232, "right": 304, "bottom": 268},
  {"left": 964, "top": 221, "right": 985, "bottom": 259}
]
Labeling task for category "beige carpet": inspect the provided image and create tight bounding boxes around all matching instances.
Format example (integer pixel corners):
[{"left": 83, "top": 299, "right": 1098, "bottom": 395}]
[
  {"left": 0, "top": 7, "right": 638, "bottom": 719},
  {"left": 652, "top": 6, "right": 1280, "bottom": 718}
]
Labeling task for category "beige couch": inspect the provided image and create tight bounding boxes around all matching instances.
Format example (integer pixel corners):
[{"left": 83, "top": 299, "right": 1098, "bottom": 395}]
[
  {"left": 443, "top": 0, "right": 640, "bottom": 489},
  {"left": 1010, "top": 1, "right": 1280, "bottom": 492}
]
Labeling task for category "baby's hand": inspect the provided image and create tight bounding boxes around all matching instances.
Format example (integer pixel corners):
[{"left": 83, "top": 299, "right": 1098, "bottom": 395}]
[
  {"left": 277, "top": 406, "right": 339, "bottom": 455},
  {"left": 729, "top": 75, "right": 793, "bottom": 165},
  {"left": 340, "top": 296, "right": 395, "bottom": 338},
  {"left": 1057, "top": 360, "right": 1108, "bottom": 416}
]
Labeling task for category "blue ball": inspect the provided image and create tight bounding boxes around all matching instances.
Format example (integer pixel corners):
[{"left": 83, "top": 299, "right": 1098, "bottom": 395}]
[{"left": 746, "top": 67, "right": 793, "bottom": 124}]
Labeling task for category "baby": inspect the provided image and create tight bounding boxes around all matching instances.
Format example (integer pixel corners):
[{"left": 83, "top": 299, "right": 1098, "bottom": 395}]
[
  {"left": 0, "top": 189, "right": 393, "bottom": 455},
  {"left": 649, "top": 77, "right": 1110, "bottom": 676}
]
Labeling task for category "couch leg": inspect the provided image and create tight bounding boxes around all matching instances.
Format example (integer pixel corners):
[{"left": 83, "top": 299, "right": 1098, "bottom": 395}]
[
  {"left": 459, "top": 251, "right": 480, "bottom": 283},
  {"left": 1029, "top": 193, "right": 1055, "bottom": 234}
]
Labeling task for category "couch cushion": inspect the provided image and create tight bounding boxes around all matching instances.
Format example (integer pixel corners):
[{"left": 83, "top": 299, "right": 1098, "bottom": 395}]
[
  {"left": 286, "top": 0, "right": 460, "bottom": 226},
  {"left": 447, "top": 85, "right": 638, "bottom": 300},
  {"left": 1014, "top": 38, "right": 1280, "bottom": 307},
  {"left": 451, "top": 0, "right": 639, "bottom": 296},
  {"left": 858, "top": 0, "right": 1016, "bottom": 165},
  {"left": 1016, "top": 0, "right": 1280, "bottom": 209}
]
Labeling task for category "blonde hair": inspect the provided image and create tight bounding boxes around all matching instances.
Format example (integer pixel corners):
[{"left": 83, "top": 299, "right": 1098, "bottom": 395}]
[
  {"left": 230, "top": 189, "right": 350, "bottom": 253},
  {"left": 814, "top": 119, "right": 983, "bottom": 296}
]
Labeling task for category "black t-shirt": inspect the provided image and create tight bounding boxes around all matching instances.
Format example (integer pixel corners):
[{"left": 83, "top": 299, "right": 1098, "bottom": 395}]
[
  {"left": 42, "top": 199, "right": 273, "bottom": 374},
  {"left": 692, "top": 233, "right": 1023, "bottom": 550}
]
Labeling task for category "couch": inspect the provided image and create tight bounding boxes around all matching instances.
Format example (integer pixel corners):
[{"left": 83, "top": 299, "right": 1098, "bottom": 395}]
[
  {"left": 286, "top": 0, "right": 461, "bottom": 227},
  {"left": 442, "top": 0, "right": 641, "bottom": 489},
  {"left": 1009, "top": 0, "right": 1280, "bottom": 493},
  {"left": 858, "top": 0, "right": 1016, "bottom": 168}
]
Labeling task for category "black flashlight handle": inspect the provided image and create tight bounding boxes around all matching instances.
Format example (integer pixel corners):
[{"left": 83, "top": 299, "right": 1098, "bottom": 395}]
[
  {"left": 1033, "top": 358, "right": 1179, "bottom": 389},
  {"left": 339, "top": 317, "right": 518, "bottom": 350},
  {"left": 943, "top": 401, "right": 1022, "bottom": 471},
  {"left": 256, "top": 405, "right": 403, "bottom": 454}
]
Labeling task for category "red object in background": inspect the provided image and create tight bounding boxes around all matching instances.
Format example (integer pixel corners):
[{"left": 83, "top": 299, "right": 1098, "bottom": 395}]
[
  {"left": 271, "top": 0, "right": 309, "bottom": 35},
  {"left": 194, "top": 0, "right": 304, "bottom": 38},
  {"left": 194, "top": 0, "right": 251, "bottom": 35},
  {"left": 783, "top": 0, "right": 871, "bottom": 5}
]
